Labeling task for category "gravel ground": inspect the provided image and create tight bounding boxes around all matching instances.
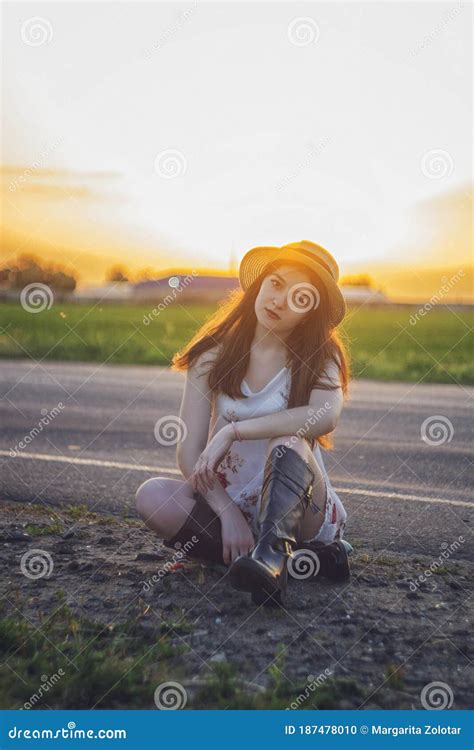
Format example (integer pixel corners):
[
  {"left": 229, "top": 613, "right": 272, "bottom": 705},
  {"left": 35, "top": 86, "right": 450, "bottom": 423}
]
[{"left": 1, "top": 501, "right": 472, "bottom": 710}]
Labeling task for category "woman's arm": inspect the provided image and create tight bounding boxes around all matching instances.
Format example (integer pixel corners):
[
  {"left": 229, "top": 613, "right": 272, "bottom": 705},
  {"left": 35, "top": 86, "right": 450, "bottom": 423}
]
[
  {"left": 232, "top": 404, "right": 335, "bottom": 442},
  {"left": 193, "top": 359, "right": 345, "bottom": 476},
  {"left": 175, "top": 347, "right": 241, "bottom": 513},
  {"left": 232, "top": 359, "right": 344, "bottom": 441},
  {"left": 176, "top": 347, "right": 218, "bottom": 480}
]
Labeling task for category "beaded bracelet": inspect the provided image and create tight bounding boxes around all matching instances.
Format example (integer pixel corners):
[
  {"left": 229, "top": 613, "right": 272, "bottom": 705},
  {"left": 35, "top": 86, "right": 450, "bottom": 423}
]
[{"left": 230, "top": 420, "right": 243, "bottom": 441}]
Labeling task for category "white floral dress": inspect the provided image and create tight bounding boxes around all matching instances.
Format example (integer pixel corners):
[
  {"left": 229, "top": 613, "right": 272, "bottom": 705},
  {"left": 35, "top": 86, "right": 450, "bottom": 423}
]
[{"left": 208, "top": 366, "right": 347, "bottom": 545}]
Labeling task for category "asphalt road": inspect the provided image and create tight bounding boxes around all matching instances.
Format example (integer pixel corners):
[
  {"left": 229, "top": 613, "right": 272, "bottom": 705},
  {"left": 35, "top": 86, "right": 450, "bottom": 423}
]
[{"left": 1, "top": 359, "right": 472, "bottom": 561}]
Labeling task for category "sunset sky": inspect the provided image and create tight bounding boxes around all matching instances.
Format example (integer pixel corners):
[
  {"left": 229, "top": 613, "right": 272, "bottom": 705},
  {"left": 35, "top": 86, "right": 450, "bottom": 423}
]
[{"left": 1, "top": 1, "right": 472, "bottom": 300}]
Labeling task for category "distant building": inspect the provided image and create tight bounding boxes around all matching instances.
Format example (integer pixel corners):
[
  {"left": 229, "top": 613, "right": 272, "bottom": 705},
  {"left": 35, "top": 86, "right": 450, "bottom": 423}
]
[
  {"left": 74, "top": 282, "right": 134, "bottom": 301},
  {"left": 340, "top": 285, "right": 388, "bottom": 304},
  {"left": 132, "top": 274, "right": 239, "bottom": 303}
]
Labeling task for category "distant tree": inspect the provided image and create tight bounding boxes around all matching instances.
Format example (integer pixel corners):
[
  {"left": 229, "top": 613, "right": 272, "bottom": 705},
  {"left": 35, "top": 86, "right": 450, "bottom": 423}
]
[
  {"left": 0, "top": 253, "right": 76, "bottom": 291},
  {"left": 340, "top": 273, "right": 375, "bottom": 288},
  {"left": 44, "top": 269, "right": 76, "bottom": 291},
  {"left": 106, "top": 265, "right": 129, "bottom": 283}
]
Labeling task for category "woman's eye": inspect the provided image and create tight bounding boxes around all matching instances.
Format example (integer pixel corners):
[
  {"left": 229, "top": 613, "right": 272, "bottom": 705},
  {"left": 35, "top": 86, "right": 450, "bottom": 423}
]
[{"left": 271, "top": 279, "right": 280, "bottom": 288}]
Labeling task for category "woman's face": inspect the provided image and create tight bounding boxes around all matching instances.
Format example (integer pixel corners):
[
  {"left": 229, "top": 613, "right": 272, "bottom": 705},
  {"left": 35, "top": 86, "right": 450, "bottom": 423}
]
[{"left": 254, "top": 264, "right": 320, "bottom": 335}]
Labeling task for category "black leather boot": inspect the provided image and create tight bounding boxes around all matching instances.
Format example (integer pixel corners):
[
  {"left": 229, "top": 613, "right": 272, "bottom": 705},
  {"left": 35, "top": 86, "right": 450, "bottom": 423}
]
[
  {"left": 291, "top": 539, "right": 352, "bottom": 582},
  {"left": 229, "top": 445, "right": 315, "bottom": 607}
]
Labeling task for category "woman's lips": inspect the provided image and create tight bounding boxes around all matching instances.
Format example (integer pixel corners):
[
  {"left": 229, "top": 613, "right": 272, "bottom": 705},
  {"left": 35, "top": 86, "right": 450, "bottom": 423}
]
[{"left": 265, "top": 307, "right": 280, "bottom": 320}]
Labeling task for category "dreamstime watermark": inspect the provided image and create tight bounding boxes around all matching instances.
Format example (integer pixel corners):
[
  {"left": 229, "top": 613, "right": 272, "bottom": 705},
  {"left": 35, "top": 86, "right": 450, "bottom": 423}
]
[
  {"left": 144, "top": 2, "right": 198, "bottom": 56},
  {"left": 287, "top": 549, "right": 321, "bottom": 579},
  {"left": 141, "top": 538, "right": 198, "bottom": 592},
  {"left": 287, "top": 16, "right": 320, "bottom": 47},
  {"left": 154, "top": 149, "right": 187, "bottom": 179},
  {"left": 421, "top": 149, "right": 454, "bottom": 180},
  {"left": 8, "top": 136, "right": 64, "bottom": 192},
  {"left": 287, "top": 282, "right": 321, "bottom": 314},
  {"left": 286, "top": 669, "right": 332, "bottom": 709},
  {"left": 20, "top": 549, "right": 54, "bottom": 580},
  {"left": 420, "top": 681, "right": 454, "bottom": 710},
  {"left": 154, "top": 415, "right": 188, "bottom": 446},
  {"left": 409, "top": 269, "right": 465, "bottom": 325},
  {"left": 275, "top": 136, "right": 332, "bottom": 191},
  {"left": 8, "top": 724, "right": 127, "bottom": 740},
  {"left": 275, "top": 403, "right": 332, "bottom": 458},
  {"left": 154, "top": 681, "right": 188, "bottom": 709},
  {"left": 10, "top": 402, "right": 65, "bottom": 457},
  {"left": 143, "top": 270, "right": 198, "bottom": 324},
  {"left": 20, "top": 283, "right": 54, "bottom": 313},
  {"left": 420, "top": 415, "right": 454, "bottom": 446},
  {"left": 21, "top": 669, "right": 65, "bottom": 709},
  {"left": 408, "top": 3, "right": 464, "bottom": 59},
  {"left": 20, "top": 16, "right": 53, "bottom": 46},
  {"left": 408, "top": 536, "right": 464, "bottom": 592},
  {"left": 9, "top": 401, "right": 65, "bottom": 458}
]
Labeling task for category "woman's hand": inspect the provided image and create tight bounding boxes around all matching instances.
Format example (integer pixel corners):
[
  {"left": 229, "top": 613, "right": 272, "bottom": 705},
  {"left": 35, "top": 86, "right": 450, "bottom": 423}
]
[
  {"left": 219, "top": 505, "right": 255, "bottom": 566},
  {"left": 191, "top": 424, "right": 235, "bottom": 495}
]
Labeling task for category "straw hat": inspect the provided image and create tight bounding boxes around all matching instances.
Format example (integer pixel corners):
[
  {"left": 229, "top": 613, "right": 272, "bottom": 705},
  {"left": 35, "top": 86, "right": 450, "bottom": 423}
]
[{"left": 239, "top": 239, "right": 346, "bottom": 327}]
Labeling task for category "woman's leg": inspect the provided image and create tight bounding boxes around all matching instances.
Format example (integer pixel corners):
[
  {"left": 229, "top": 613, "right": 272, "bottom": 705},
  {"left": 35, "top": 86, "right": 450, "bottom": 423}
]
[
  {"left": 135, "top": 476, "right": 196, "bottom": 540},
  {"left": 264, "top": 435, "right": 327, "bottom": 542},
  {"left": 135, "top": 477, "right": 225, "bottom": 564}
]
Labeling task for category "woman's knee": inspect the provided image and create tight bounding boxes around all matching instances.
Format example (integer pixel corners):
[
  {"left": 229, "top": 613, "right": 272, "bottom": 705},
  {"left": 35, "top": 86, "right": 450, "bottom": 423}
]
[
  {"left": 135, "top": 477, "right": 196, "bottom": 538},
  {"left": 266, "top": 436, "right": 325, "bottom": 490},
  {"left": 135, "top": 477, "right": 174, "bottom": 521}
]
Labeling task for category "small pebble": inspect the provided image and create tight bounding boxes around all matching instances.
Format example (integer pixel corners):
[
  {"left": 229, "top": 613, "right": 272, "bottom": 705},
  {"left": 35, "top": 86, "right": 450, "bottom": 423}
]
[
  {"left": 98, "top": 536, "right": 115, "bottom": 546},
  {"left": 209, "top": 652, "right": 226, "bottom": 663},
  {"left": 135, "top": 552, "right": 166, "bottom": 561}
]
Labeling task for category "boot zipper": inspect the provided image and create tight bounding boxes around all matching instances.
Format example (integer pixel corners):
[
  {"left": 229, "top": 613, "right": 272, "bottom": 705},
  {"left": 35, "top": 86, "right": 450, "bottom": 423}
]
[{"left": 301, "top": 483, "right": 313, "bottom": 509}]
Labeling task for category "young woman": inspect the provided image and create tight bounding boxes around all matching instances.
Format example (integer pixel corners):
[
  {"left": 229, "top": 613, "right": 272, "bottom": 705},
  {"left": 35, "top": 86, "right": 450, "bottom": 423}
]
[{"left": 136, "top": 240, "right": 352, "bottom": 606}]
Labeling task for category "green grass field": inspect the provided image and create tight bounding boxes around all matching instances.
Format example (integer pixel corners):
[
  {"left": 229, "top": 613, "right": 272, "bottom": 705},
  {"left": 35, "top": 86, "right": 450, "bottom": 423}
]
[{"left": 0, "top": 301, "right": 472, "bottom": 384}]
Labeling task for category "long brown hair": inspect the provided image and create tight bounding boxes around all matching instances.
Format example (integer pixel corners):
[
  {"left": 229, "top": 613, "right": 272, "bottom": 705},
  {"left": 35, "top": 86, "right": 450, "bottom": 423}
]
[{"left": 172, "top": 259, "right": 351, "bottom": 450}]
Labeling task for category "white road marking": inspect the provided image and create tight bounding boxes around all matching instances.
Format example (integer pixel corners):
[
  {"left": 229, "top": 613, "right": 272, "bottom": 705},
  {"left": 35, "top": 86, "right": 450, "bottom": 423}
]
[
  {"left": 0, "top": 449, "right": 177, "bottom": 475},
  {"left": 335, "top": 485, "right": 472, "bottom": 507},
  {"left": 1, "top": 450, "right": 472, "bottom": 509}
]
